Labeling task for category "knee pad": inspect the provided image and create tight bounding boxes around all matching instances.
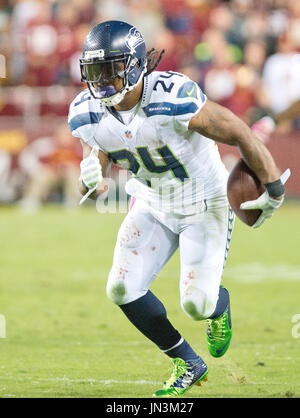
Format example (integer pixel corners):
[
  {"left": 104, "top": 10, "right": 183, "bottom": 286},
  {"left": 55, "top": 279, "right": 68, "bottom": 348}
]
[
  {"left": 106, "top": 277, "right": 127, "bottom": 305},
  {"left": 181, "top": 286, "right": 217, "bottom": 320},
  {"left": 106, "top": 269, "right": 146, "bottom": 306}
]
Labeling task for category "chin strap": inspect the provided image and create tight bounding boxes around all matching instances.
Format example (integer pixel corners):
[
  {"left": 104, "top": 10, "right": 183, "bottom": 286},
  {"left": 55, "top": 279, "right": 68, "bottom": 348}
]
[{"left": 100, "top": 90, "right": 128, "bottom": 107}]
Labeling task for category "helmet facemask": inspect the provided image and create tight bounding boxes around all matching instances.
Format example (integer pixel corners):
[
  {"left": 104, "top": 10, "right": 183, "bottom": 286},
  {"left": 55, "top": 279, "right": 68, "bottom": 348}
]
[{"left": 80, "top": 54, "right": 146, "bottom": 107}]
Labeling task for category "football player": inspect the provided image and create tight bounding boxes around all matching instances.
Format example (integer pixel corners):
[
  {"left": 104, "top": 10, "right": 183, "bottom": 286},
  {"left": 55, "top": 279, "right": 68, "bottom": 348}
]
[{"left": 68, "top": 21, "right": 285, "bottom": 397}]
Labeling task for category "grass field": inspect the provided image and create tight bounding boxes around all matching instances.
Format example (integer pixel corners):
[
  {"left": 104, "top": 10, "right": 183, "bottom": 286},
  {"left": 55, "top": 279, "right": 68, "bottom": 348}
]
[{"left": 0, "top": 203, "right": 299, "bottom": 398}]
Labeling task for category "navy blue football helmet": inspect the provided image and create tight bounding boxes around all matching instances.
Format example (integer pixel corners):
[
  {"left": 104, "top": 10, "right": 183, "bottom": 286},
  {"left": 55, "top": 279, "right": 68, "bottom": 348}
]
[{"left": 80, "top": 20, "right": 147, "bottom": 106}]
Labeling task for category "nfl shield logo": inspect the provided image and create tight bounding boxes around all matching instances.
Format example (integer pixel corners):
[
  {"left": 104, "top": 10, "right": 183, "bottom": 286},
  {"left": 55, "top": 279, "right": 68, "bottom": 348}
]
[{"left": 125, "top": 130, "right": 132, "bottom": 139}]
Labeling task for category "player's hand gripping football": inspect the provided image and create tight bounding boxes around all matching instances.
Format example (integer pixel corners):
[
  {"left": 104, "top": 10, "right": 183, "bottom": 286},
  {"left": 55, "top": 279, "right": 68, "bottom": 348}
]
[
  {"left": 240, "top": 169, "right": 291, "bottom": 228},
  {"left": 79, "top": 145, "right": 103, "bottom": 205}
]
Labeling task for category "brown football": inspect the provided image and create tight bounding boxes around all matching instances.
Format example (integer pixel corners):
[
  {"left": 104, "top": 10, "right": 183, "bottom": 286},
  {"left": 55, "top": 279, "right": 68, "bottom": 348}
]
[{"left": 227, "top": 159, "right": 265, "bottom": 226}]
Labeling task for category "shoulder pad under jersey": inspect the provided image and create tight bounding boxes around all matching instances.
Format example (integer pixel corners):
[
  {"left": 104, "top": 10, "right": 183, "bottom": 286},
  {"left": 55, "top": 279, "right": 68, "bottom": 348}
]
[{"left": 68, "top": 89, "right": 105, "bottom": 147}]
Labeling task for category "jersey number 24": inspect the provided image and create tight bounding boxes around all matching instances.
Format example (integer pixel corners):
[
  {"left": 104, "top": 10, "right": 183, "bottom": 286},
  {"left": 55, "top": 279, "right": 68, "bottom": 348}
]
[{"left": 108, "top": 145, "right": 189, "bottom": 182}]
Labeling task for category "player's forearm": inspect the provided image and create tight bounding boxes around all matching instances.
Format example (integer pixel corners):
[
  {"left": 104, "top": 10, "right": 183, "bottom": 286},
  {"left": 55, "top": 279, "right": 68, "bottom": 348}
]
[
  {"left": 235, "top": 128, "right": 281, "bottom": 184},
  {"left": 189, "top": 100, "right": 281, "bottom": 184}
]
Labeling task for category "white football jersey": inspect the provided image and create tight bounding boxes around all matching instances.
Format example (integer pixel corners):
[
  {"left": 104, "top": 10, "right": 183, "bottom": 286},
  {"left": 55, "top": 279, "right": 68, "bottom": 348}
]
[{"left": 68, "top": 71, "right": 229, "bottom": 214}]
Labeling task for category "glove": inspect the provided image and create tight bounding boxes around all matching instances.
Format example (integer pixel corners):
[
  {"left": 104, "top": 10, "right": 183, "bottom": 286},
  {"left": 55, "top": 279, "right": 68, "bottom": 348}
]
[
  {"left": 240, "top": 192, "right": 284, "bottom": 228},
  {"left": 80, "top": 145, "right": 103, "bottom": 189},
  {"left": 240, "top": 168, "right": 291, "bottom": 229}
]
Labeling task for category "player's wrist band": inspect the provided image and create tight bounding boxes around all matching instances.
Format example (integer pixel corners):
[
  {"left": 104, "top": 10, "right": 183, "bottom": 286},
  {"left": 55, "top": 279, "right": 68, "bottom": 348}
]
[{"left": 264, "top": 179, "right": 285, "bottom": 197}]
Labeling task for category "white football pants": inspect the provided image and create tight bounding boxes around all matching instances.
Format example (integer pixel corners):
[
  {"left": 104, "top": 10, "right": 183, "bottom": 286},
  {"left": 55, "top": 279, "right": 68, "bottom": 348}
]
[{"left": 107, "top": 196, "right": 234, "bottom": 320}]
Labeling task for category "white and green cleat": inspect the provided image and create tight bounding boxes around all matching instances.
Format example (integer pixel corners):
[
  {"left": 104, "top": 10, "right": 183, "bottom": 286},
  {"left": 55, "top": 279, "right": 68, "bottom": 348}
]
[{"left": 153, "top": 357, "right": 208, "bottom": 398}]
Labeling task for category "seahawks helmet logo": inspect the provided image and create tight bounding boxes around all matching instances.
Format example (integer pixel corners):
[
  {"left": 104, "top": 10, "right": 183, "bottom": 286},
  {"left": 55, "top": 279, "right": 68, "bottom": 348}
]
[{"left": 125, "top": 27, "right": 144, "bottom": 54}]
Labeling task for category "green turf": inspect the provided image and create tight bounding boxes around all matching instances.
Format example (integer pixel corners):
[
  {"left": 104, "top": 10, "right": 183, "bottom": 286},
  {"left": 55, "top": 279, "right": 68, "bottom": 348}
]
[{"left": 0, "top": 203, "right": 299, "bottom": 398}]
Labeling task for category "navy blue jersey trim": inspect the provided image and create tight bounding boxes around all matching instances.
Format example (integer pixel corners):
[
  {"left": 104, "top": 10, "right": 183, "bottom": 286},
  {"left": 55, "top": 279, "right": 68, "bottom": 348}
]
[
  {"left": 142, "top": 101, "right": 199, "bottom": 117},
  {"left": 69, "top": 112, "right": 103, "bottom": 132}
]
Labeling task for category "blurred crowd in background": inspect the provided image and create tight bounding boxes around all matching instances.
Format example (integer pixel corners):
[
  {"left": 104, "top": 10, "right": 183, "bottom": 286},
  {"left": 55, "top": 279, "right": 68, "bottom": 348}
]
[{"left": 0, "top": 0, "right": 300, "bottom": 210}]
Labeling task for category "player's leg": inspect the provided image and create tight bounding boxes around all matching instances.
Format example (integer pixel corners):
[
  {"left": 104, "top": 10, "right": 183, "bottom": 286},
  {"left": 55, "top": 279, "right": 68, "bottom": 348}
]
[
  {"left": 106, "top": 200, "right": 208, "bottom": 396},
  {"left": 107, "top": 199, "right": 179, "bottom": 306},
  {"left": 107, "top": 200, "right": 198, "bottom": 358},
  {"left": 179, "top": 198, "right": 234, "bottom": 357}
]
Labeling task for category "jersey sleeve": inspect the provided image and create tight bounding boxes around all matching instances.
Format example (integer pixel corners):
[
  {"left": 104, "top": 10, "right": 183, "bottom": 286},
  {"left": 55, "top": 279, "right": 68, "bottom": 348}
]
[
  {"left": 173, "top": 79, "right": 207, "bottom": 135},
  {"left": 68, "top": 89, "right": 104, "bottom": 148},
  {"left": 143, "top": 72, "right": 207, "bottom": 137}
]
